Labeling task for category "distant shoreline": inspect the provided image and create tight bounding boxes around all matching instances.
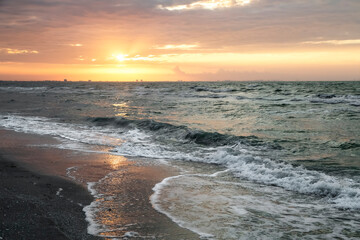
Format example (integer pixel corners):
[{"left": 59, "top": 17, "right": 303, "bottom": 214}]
[{"left": 1, "top": 79, "right": 360, "bottom": 83}]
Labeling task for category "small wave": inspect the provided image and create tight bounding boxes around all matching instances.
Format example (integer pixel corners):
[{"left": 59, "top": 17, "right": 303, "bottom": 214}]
[
  {"left": 210, "top": 149, "right": 360, "bottom": 209},
  {"left": 113, "top": 140, "right": 360, "bottom": 209},
  {"left": 0, "top": 86, "right": 48, "bottom": 92},
  {"left": 336, "top": 142, "right": 360, "bottom": 150},
  {"left": 88, "top": 117, "right": 265, "bottom": 147},
  {"left": 193, "top": 87, "right": 209, "bottom": 92},
  {"left": 310, "top": 94, "right": 360, "bottom": 106},
  {"left": 0, "top": 114, "right": 123, "bottom": 148},
  {"left": 151, "top": 174, "right": 216, "bottom": 240},
  {"left": 235, "top": 95, "right": 248, "bottom": 100},
  {"left": 151, "top": 171, "right": 360, "bottom": 239},
  {"left": 317, "top": 94, "right": 337, "bottom": 99},
  {"left": 191, "top": 86, "right": 238, "bottom": 93},
  {"left": 196, "top": 94, "right": 227, "bottom": 99}
]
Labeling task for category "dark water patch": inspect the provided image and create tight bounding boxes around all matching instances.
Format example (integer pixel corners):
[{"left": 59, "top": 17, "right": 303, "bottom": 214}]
[
  {"left": 337, "top": 142, "right": 360, "bottom": 150},
  {"left": 310, "top": 99, "right": 344, "bottom": 104},
  {"left": 196, "top": 94, "right": 227, "bottom": 99},
  {"left": 191, "top": 86, "right": 208, "bottom": 92},
  {"left": 235, "top": 96, "right": 248, "bottom": 100},
  {"left": 290, "top": 98, "right": 303, "bottom": 102},
  {"left": 213, "top": 101, "right": 228, "bottom": 106},
  {"left": 317, "top": 94, "right": 336, "bottom": 99},
  {"left": 294, "top": 159, "right": 360, "bottom": 178},
  {"left": 272, "top": 103, "right": 290, "bottom": 107},
  {"left": 255, "top": 97, "right": 285, "bottom": 102},
  {"left": 191, "top": 86, "right": 238, "bottom": 94}
]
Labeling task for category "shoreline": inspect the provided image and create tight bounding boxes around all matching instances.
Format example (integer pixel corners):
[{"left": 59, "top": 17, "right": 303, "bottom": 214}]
[{"left": 0, "top": 129, "right": 200, "bottom": 239}]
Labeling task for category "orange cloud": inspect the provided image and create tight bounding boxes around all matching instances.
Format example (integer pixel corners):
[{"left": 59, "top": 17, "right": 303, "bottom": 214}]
[
  {"left": 152, "top": 44, "right": 199, "bottom": 50},
  {"left": 302, "top": 39, "right": 360, "bottom": 45},
  {"left": 158, "top": 0, "right": 252, "bottom": 10},
  {"left": 0, "top": 48, "right": 39, "bottom": 54},
  {"left": 69, "top": 43, "right": 83, "bottom": 47}
]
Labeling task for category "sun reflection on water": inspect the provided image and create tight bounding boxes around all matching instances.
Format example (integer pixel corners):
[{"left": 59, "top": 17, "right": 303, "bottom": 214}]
[{"left": 112, "top": 102, "right": 147, "bottom": 118}]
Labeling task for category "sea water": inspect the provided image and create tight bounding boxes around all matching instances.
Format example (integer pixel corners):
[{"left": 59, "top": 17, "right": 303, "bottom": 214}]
[{"left": 0, "top": 81, "right": 359, "bottom": 239}]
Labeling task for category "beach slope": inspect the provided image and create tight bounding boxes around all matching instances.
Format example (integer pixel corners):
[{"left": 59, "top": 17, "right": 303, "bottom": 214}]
[{"left": 0, "top": 154, "right": 99, "bottom": 240}]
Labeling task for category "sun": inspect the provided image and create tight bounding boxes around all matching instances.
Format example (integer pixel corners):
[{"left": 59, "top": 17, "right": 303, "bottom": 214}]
[{"left": 115, "top": 54, "right": 129, "bottom": 62}]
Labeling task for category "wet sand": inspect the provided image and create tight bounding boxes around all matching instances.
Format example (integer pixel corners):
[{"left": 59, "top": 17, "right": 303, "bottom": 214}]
[
  {"left": 0, "top": 130, "right": 200, "bottom": 239},
  {"left": 0, "top": 154, "right": 98, "bottom": 240}
]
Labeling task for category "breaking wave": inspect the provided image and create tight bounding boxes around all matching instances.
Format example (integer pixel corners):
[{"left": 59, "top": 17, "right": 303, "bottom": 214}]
[{"left": 0, "top": 114, "right": 359, "bottom": 209}]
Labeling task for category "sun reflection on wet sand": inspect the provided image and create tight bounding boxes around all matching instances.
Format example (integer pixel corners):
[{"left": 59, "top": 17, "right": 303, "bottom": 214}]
[
  {"left": 86, "top": 160, "right": 200, "bottom": 239},
  {"left": 108, "top": 155, "right": 127, "bottom": 170}
]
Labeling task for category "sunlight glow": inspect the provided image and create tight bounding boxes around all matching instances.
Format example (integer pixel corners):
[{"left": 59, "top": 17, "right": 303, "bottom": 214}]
[
  {"left": 115, "top": 54, "right": 129, "bottom": 62},
  {"left": 109, "top": 54, "right": 157, "bottom": 62},
  {"left": 141, "top": 51, "right": 360, "bottom": 66}
]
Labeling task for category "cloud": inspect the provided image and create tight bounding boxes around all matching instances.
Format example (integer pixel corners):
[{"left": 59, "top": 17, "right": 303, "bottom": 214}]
[
  {"left": 302, "top": 39, "right": 360, "bottom": 45},
  {"left": 0, "top": 0, "right": 359, "bottom": 66},
  {"left": 69, "top": 43, "right": 83, "bottom": 47},
  {"left": 107, "top": 54, "right": 158, "bottom": 62},
  {"left": 0, "top": 48, "right": 39, "bottom": 54},
  {"left": 172, "top": 65, "right": 272, "bottom": 81},
  {"left": 152, "top": 44, "right": 199, "bottom": 50},
  {"left": 158, "top": 0, "right": 252, "bottom": 11},
  {"left": 172, "top": 65, "right": 360, "bottom": 82}
]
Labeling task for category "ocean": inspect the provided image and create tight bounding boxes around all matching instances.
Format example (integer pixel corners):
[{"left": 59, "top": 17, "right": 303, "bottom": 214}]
[{"left": 0, "top": 81, "right": 359, "bottom": 239}]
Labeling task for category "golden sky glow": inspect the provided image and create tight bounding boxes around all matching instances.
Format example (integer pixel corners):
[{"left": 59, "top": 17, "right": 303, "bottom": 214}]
[{"left": 0, "top": 0, "right": 359, "bottom": 81}]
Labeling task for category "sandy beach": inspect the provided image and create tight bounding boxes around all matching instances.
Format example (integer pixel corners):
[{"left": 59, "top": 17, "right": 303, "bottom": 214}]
[{"left": 0, "top": 129, "right": 200, "bottom": 239}]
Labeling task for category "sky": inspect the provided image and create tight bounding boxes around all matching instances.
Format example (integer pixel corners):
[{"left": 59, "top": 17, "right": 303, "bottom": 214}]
[{"left": 0, "top": 0, "right": 359, "bottom": 81}]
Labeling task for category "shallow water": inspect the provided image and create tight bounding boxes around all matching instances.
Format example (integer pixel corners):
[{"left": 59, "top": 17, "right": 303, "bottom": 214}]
[{"left": 0, "top": 81, "right": 359, "bottom": 239}]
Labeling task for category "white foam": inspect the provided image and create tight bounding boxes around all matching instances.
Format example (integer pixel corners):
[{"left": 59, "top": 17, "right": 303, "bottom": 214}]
[
  {"left": 140, "top": 143, "right": 360, "bottom": 209},
  {"left": 56, "top": 188, "right": 63, "bottom": 196},
  {"left": 115, "top": 142, "right": 342, "bottom": 210},
  {"left": 83, "top": 200, "right": 102, "bottom": 236},
  {"left": 83, "top": 172, "right": 121, "bottom": 237},
  {"left": 0, "top": 86, "right": 48, "bottom": 92},
  {"left": 66, "top": 166, "right": 78, "bottom": 181},
  {"left": 0, "top": 114, "right": 123, "bottom": 148},
  {"left": 230, "top": 206, "right": 248, "bottom": 216},
  {"left": 151, "top": 174, "right": 222, "bottom": 239},
  {"left": 87, "top": 182, "right": 98, "bottom": 197},
  {"left": 123, "top": 231, "right": 139, "bottom": 237},
  {"left": 151, "top": 173, "right": 360, "bottom": 239},
  {"left": 83, "top": 181, "right": 104, "bottom": 236},
  {"left": 207, "top": 149, "right": 360, "bottom": 209}
]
